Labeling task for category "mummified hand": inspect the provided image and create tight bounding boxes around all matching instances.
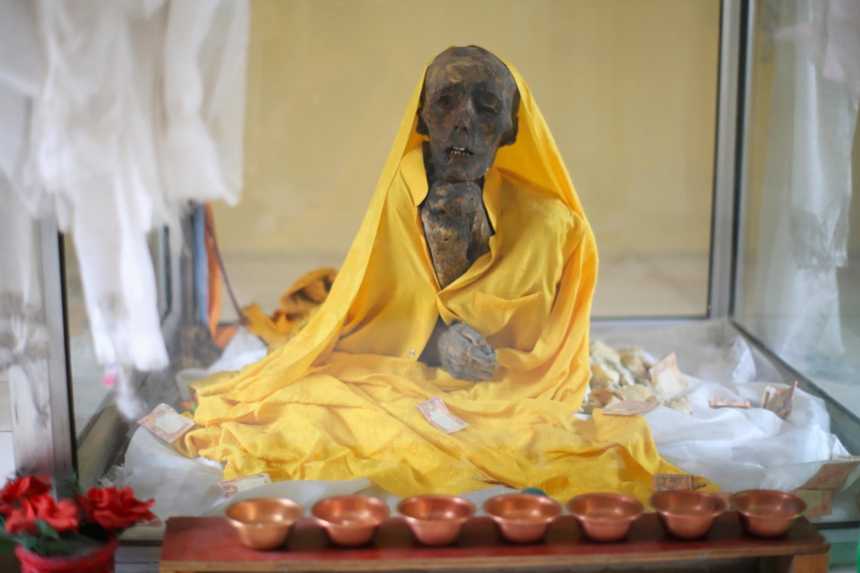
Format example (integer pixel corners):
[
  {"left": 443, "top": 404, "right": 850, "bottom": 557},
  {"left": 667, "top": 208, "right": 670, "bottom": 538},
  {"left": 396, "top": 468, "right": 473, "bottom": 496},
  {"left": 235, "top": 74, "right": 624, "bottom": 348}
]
[{"left": 437, "top": 321, "right": 496, "bottom": 381}]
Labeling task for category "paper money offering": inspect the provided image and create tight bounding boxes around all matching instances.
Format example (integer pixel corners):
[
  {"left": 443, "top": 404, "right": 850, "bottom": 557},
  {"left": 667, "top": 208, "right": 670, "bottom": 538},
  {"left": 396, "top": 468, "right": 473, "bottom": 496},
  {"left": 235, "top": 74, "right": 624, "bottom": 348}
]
[
  {"left": 761, "top": 381, "right": 798, "bottom": 419},
  {"left": 417, "top": 397, "right": 468, "bottom": 434},
  {"left": 709, "top": 398, "right": 752, "bottom": 409},
  {"left": 603, "top": 399, "right": 658, "bottom": 417},
  {"left": 653, "top": 474, "right": 695, "bottom": 492},
  {"left": 799, "top": 457, "right": 860, "bottom": 491},
  {"left": 138, "top": 404, "right": 195, "bottom": 444},
  {"left": 649, "top": 353, "right": 687, "bottom": 401},
  {"left": 218, "top": 473, "right": 272, "bottom": 497},
  {"left": 793, "top": 489, "right": 833, "bottom": 518}
]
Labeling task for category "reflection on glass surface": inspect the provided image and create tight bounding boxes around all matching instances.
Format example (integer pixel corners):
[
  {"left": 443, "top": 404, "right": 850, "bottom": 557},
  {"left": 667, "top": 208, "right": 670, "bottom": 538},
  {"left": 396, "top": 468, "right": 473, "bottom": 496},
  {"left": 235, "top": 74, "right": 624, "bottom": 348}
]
[
  {"left": 66, "top": 232, "right": 171, "bottom": 444},
  {"left": 735, "top": 0, "right": 860, "bottom": 418},
  {"left": 63, "top": 1, "right": 721, "bottom": 534},
  {"left": 59, "top": 0, "right": 858, "bottom": 543},
  {"left": 216, "top": 0, "right": 719, "bottom": 319},
  {"left": 0, "top": 188, "right": 61, "bottom": 476},
  {"left": 64, "top": 237, "right": 113, "bottom": 439},
  {"left": 68, "top": 1, "right": 720, "bottom": 473}
]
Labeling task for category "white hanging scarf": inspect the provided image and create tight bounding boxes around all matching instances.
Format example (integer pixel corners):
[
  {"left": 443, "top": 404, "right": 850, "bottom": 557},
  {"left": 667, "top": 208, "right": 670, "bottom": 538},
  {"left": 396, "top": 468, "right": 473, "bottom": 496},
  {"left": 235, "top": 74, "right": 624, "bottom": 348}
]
[{"left": 0, "top": 0, "right": 249, "bottom": 382}]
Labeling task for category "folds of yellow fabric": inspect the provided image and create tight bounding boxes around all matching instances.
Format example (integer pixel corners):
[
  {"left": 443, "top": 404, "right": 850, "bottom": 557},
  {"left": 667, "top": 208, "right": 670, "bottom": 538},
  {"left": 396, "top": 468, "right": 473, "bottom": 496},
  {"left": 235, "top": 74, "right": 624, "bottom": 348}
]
[
  {"left": 175, "top": 61, "right": 688, "bottom": 503},
  {"left": 182, "top": 352, "right": 673, "bottom": 502},
  {"left": 177, "top": 152, "right": 681, "bottom": 502}
]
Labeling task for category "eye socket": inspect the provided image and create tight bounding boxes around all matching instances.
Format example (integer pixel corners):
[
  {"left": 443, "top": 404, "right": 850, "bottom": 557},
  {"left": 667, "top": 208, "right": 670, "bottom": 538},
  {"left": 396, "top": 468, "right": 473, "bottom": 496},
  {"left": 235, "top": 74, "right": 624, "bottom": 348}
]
[
  {"left": 435, "top": 94, "right": 455, "bottom": 110},
  {"left": 475, "top": 93, "right": 501, "bottom": 115},
  {"left": 477, "top": 103, "right": 499, "bottom": 115}
]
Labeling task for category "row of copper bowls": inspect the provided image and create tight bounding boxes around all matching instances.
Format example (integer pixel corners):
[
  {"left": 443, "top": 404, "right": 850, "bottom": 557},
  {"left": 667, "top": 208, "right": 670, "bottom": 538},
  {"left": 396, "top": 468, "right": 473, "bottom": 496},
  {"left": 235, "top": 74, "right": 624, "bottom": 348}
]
[
  {"left": 226, "top": 489, "right": 807, "bottom": 550},
  {"left": 654, "top": 490, "right": 806, "bottom": 540},
  {"left": 558, "top": 490, "right": 804, "bottom": 542},
  {"left": 226, "top": 495, "right": 390, "bottom": 550}
]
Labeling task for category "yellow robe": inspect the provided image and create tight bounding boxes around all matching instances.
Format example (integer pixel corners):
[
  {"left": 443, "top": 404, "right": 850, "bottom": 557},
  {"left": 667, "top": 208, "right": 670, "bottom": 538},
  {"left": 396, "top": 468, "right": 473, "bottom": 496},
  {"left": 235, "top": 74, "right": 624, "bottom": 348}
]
[{"left": 178, "top": 60, "right": 680, "bottom": 502}]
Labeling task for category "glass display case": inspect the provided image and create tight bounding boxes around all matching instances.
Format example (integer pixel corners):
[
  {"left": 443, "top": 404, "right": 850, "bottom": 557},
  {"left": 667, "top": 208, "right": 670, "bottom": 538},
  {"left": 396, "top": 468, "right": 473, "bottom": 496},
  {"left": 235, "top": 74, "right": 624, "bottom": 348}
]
[{"left": 1, "top": 0, "right": 857, "bottom": 570}]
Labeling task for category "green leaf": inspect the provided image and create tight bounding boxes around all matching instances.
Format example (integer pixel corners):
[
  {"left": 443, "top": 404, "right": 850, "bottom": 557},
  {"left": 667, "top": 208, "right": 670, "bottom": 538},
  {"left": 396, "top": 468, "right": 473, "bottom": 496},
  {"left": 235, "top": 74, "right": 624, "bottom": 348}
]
[
  {"left": 30, "top": 533, "right": 103, "bottom": 557},
  {"left": 54, "top": 472, "right": 82, "bottom": 499},
  {"left": 36, "top": 520, "right": 60, "bottom": 540},
  {"left": 18, "top": 536, "right": 39, "bottom": 552}
]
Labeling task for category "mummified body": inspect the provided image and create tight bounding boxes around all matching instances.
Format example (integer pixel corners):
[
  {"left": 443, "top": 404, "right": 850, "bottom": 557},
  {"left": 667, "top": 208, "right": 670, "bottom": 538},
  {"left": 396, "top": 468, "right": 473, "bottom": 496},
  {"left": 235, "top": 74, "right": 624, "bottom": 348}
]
[
  {"left": 174, "top": 42, "right": 669, "bottom": 503},
  {"left": 419, "top": 181, "right": 491, "bottom": 288},
  {"left": 417, "top": 46, "right": 520, "bottom": 381}
]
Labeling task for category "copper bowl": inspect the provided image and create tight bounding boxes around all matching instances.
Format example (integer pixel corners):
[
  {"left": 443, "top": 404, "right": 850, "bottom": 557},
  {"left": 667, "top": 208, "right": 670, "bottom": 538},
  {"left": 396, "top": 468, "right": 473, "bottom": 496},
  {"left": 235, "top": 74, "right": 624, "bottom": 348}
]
[
  {"left": 651, "top": 491, "right": 727, "bottom": 540},
  {"left": 398, "top": 495, "right": 475, "bottom": 546},
  {"left": 225, "top": 498, "right": 303, "bottom": 550},
  {"left": 731, "top": 490, "right": 806, "bottom": 538},
  {"left": 484, "top": 494, "right": 561, "bottom": 544},
  {"left": 568, "top": 493, "right": 643, "bottom": 542},
  {"left": 312, "top": 495, "right": 390, "bottom": 547}
]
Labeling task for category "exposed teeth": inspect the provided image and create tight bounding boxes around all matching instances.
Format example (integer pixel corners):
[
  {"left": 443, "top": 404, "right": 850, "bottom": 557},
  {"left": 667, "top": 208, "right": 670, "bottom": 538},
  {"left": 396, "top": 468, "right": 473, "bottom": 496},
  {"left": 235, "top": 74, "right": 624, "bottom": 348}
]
[{"left": 449, "top": 147, "right": 470, "bottom": 157}]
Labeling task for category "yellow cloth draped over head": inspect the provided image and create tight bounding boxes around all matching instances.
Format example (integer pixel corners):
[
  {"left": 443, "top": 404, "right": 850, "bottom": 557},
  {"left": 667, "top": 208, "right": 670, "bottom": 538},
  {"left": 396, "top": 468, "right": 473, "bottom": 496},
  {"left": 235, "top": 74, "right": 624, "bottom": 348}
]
[{"left": 177, "top": 54, "right": 681, "bottom": 502}]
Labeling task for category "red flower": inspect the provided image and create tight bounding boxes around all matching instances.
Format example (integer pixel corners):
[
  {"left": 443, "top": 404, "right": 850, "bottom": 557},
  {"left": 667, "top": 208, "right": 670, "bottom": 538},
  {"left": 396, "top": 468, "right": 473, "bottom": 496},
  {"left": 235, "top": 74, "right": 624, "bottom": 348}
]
[
  {"left": 0, "top": 476, "right": 51, "bottom": 515},
  {"left": 4, "top": 498, "right": 38, "bottom": 534},
  {"left": 79, "top": 487, "right": 155, "bottom": 531},
  {"left": 4, "top": 494, "right": 79, "bottom": 535},
  {"left": 32, "top": 495, "right": 79, "bottom": 533}
]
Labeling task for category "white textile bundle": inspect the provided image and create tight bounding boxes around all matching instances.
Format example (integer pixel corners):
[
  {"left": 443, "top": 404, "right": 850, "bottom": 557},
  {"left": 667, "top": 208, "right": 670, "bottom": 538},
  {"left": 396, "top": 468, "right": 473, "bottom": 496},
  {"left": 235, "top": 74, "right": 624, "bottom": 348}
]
[{"left": 0, "top": 0, "right": 249, "bottom": 380}]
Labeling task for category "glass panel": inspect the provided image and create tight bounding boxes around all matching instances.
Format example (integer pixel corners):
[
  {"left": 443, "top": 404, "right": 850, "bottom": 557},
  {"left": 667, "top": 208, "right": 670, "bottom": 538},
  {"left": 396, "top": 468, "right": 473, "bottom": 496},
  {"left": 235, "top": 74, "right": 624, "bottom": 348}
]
[
  {"left": 735, "top": 0, "right": 860, "bottom": 521},
  {"left": 0, "top": 185, "right": 27, "bottom": 482},
  {"left": 64, "top": 236, "right": 113, "bottom": 439},
  {"left": 65, "top": 228, "right": 171, "bottom": 441},
  {"left": 52, "top": 0, "right": 728, "bottom": 541},
  {"left": 735, "top": 0, "right": 860, "bottom": 415},
  {"left": 217, "top": 0, "right": 719, "bottom": 319},
  {"left": 0, "top": 185, "right": 69, "bottom": 478}
]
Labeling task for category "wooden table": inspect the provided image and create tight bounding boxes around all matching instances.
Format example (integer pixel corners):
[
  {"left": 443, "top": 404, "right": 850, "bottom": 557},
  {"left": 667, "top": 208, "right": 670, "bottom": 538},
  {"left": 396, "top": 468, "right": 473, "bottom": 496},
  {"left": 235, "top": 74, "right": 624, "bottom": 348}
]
[{"left": 159, "top": 513, "right": 829, "bottom": 572}]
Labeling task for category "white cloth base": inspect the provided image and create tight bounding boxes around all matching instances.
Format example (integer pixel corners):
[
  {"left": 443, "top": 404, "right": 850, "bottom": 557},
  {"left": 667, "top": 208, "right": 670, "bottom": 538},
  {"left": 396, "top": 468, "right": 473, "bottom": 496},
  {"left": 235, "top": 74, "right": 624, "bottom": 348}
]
[{"left": 117, "top": 321, "right": 857, "bottom": 537}]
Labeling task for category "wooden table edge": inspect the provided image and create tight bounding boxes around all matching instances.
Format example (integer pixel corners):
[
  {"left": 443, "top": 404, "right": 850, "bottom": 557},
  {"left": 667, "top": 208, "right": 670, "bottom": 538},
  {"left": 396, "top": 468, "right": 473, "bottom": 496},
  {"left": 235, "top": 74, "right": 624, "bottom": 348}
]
[{"left": 159, "top": 543, "right": 831, "bottom": 572}]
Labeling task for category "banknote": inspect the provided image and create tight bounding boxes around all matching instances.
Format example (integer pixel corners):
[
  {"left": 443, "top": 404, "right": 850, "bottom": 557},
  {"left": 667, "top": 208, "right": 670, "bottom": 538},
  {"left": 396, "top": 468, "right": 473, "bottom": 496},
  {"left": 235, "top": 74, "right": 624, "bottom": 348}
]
[
  {"left": 649, "top": 353, "right": 687, "bottom": 401},
  {"left": 218, "top": 473, "right": 272, "bottom": 497},
  {"left": 418, "top": 397, "right": 468, "bottom": 434},
  {"left": 798, "top": 457, "right": 860, "bottom": 490},
  {"left": 138, "top": 403, "right": 195, "bottom": 444},
  {"left": 708, "top": 398, "right": 752, "bottom": 409},
  {"left": 653, "top": 473, "right": 695, "bottom": 491},
  {"left": 603, "top": 399, "right": 658, "bottom": 417},
  {"left": 761, "top": 381, "right": 798, "bottom": 419}
]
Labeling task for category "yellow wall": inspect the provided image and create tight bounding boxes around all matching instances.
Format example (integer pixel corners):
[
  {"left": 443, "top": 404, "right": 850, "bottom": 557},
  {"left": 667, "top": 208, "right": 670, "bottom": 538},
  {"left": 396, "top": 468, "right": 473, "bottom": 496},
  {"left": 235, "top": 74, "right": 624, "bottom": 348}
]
[{"left": 214, "top": 0, "right": 720, "bottom": 261}]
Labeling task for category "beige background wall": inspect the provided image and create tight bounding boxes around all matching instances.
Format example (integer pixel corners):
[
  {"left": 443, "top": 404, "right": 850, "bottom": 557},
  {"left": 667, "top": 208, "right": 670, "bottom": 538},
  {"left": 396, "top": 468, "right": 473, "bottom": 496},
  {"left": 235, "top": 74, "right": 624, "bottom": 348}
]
[
  {"left": 214, "top": 0, "right": 720, "bottom": 263},
  {"left": 59, "top": 2, "right": 721, "bottom": 461}
]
